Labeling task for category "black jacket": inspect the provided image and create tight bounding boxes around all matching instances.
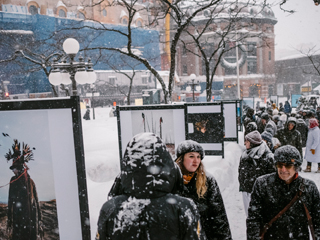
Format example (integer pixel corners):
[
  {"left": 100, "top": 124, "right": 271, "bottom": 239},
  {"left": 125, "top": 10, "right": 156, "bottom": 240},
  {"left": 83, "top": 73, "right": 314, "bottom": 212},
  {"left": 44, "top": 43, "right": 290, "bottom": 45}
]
[
  {"left": 238, "top": 142, "right": 275, "bottom": 193},
  {"left": 274, "top": 119, "right": 303, "bottom": 158},
  {"left": 97, "top": 133, "right": 205, "bottom": 240},
  {"left": 296, "top": 118, "right": 308, "bottom": 147},
  {"left": 180, "top": 173, "right": 232, "bottom": 240},
  {"left": 247, "top": 173, "right": 320, "bottom": 240}
]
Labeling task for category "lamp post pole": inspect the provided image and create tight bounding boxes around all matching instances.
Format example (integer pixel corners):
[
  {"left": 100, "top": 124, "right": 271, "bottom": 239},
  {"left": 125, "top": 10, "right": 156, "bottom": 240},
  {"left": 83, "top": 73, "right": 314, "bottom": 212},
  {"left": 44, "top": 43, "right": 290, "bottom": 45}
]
[
  {"left": 192, "top": 79, "right": 195, "bottom": 102},
  {"left": 49, "top": 38, "right": 96, "bottom": 96},
  {"left": 91, "top": 84, "right": 95, "bottom": 120}
]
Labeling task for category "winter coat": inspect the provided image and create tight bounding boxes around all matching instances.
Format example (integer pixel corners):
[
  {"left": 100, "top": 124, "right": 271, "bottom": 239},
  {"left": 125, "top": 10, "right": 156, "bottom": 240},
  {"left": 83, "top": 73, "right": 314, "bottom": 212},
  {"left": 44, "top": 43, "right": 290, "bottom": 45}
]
[
  {"left": 238, "top": 142, "right": 275, "bottom": 193},
  {"left": 97, "top": 133, "right": 205, "bottom": 240},
  {"left": 255, "top": 117, "right": 265, "bottom": 134},
  {"left": 7, "top": 171, "right": 42, "bottom": 240},
  {"left": 274, "top": 119, "right": 303, "bottom": 158},
  {"left": 296, "top": 118, "right": 308, "bottom": 147},
  {"left": 284, "top": 101, "right": 292, "bottom": 114},
  {"left": 264, "top": 119, "right": 277, "bottom": 136},
  {"left": 305, "top": 126, "right": 320, "bottom": 163},
  {"left": 180, "top": 172, "right": 232, "bottom": 240},
  {"left": 247, "top": 173, "right": 320, "bottom": 240}
]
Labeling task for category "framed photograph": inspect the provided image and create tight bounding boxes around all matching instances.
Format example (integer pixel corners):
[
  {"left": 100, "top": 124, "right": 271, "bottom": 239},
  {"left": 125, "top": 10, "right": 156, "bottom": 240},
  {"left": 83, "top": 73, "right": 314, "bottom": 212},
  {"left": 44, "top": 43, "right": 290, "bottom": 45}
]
[
  {"left": 185, "top": 103, "right": 224, "bottom": 157},
  {"left": 0, "top": 96, "right": 90, "bottom": 240},
  {"left": 117, "top": 105, "right": 185, "bottom": 159}
]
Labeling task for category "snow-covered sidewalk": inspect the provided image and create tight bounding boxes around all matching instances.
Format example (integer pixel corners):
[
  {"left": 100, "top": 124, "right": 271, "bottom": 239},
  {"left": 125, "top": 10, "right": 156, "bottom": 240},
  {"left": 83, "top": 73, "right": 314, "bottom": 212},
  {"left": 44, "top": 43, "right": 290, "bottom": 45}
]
[{"left": 82, "top": 107, "right": 320, "bottom": 240}]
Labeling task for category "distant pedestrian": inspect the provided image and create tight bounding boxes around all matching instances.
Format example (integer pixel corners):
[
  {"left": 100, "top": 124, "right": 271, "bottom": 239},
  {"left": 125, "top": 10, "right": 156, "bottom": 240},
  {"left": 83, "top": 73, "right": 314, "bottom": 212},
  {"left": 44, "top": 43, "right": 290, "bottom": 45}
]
[
  {"left": 239, "top": 131, "right": 275, "bottom": 216},
  {"left": 83, "top": 106, "right": 90, "bottom": 120},
  {"left": 284, "top": 101, "right": 292, "bottom": 116},
  {"left": 303, "top": 118, "right": 320, "bottom": 173}
]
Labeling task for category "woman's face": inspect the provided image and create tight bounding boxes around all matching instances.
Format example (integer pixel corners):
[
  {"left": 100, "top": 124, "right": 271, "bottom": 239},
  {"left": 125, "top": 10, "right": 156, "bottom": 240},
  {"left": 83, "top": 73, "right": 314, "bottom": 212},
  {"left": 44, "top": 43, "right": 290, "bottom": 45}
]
[
  {"left": 183, "top": 152, "right": 201, "bottom": 173},
  {"left": 245, "top": 140, "right": 251, "bottom": 149}
]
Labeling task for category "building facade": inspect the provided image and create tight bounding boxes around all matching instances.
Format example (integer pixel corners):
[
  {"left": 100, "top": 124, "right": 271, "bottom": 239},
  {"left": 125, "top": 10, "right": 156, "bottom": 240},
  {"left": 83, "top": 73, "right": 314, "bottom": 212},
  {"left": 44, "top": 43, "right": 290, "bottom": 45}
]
[{"left": 175, "top": 1, "right": 277, "bottom": 99}]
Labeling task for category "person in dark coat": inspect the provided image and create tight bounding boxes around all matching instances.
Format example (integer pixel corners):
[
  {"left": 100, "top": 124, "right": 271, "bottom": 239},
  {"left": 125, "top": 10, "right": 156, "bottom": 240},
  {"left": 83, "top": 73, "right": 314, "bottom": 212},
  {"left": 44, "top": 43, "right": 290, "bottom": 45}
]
[
  {"left": 283, "top": 100, "right": 292, "bottom": 115},
  {"left": 296, "top": 114, "right": 308, "bottom": 147},
  {"left": 96, "top": 133, "right": 205, "bottom": 240},
  {"left": 83, "top": 106, "right": 90, "bottom": 120},
  {"left": 244, "top": 108, "right": 255, "bottom": 129},
  {"left": 247, "top": 145, "right": 320, "bottom": 240},
  {"left": 278, "top": 102, "right": 284, "bottom": 112},
  {"left": 274, "top": 117, "right": 303, "bottom": 158},
  {"left": 261, "top": 130, "right": 274, "bottom": 153},
  {"left": 175, "top": 140, "right": 232, "bottom": 240},
  {"left": 238, "top": 131, "right": 275, "bottom": 216},
  {"left": 244, "top": 122, "right": 258, "bottom": 138},
  {"left": 6, "top": 140, "right": 42, "bottom": 240}
]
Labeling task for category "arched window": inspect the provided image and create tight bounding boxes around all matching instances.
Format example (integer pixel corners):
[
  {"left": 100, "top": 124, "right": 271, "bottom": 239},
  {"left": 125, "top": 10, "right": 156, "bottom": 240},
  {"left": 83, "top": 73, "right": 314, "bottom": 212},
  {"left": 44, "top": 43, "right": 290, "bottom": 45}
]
[
  {"left": 122, "top": 18, "right": 128, "bottom": 25},
  {"left": 136, "top": 20, "right": 142, "bottom": 27},
  {"left": 59, "top": 9, "right": 66, "bottom": 18},
  {"left": 78, "top": 12, "right": 85, "bottom": 19},
  {"left": 29, "top": 5, "right": 38, "bottom": 15},
  {"left": 102, "top": 9, "right": 107, "bottom": 17}
]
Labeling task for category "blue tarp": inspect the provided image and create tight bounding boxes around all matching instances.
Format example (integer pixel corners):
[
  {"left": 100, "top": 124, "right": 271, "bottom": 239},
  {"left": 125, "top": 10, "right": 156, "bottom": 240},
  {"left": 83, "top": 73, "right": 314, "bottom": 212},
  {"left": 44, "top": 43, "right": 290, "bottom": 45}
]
[{"left": 0, "top": 12, "right": 161, "bottom": 94}]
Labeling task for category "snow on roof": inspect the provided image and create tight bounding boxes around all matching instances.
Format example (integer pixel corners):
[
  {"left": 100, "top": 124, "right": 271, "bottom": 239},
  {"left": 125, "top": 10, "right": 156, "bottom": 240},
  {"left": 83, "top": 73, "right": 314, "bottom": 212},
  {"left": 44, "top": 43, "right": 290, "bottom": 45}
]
[
  {"left": 277, "top": 53, "right": 306, "bottom": 61},
  {"left": 56, "top": 1, "right": 67, "bottom": 8},
  {"left": 120, "top": 10, "right": 128, "bottom": 19},
  {"left": 77, "top": 6, "right": 84, "bottom": 11},
  {"left": 0, "top": 30, "right": 33, "bottom": 35},
  {"left": 133, "top": 12, "right": 142, "bottom": 21}
]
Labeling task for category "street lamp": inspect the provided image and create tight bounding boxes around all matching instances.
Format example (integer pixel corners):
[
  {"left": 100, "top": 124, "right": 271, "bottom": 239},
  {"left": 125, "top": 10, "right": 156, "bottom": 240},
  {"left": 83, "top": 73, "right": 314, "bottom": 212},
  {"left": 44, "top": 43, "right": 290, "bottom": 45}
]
[
  {"left": 48, "top": 38, "right": 96, "bottom": 96},
  {"left": 186, "top": 74, "right": 200, "bottom": 102}
]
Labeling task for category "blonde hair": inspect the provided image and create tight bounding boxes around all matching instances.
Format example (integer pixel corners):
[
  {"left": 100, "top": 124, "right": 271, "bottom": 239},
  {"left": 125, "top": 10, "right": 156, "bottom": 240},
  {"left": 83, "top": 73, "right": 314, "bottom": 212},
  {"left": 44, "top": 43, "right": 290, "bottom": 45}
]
[{"left": 176, "top": 155, "right": 207, "bottom": 198}]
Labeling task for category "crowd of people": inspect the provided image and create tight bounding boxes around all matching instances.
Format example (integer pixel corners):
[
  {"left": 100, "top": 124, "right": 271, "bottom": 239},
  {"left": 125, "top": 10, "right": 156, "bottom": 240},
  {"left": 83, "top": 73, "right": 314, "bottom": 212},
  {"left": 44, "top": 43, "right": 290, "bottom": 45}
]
[{"left": 94, "top": 99, "right": 320, "bottom": 240}]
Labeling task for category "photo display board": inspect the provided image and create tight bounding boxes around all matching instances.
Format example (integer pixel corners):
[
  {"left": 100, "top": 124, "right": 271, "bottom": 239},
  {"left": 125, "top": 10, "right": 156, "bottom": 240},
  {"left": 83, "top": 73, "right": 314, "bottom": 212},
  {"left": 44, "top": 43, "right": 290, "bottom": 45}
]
[
  {"left": 185, "top": 103, "right": 224, "bottom": 157},
  {"left": 242, "top": 97, "right": 255, "bottom": 109},
  {"left": 222, "top": 101, "right": 239, "bottom": 142},
  {"left": 0, "top": 97, "right": 90, "bottom": 240},
  {"left": 117, "top": 105, "right": 186, "bottom": 159},
  {"left": 291, "top": 94, "right": 302, "bottom": 108}
]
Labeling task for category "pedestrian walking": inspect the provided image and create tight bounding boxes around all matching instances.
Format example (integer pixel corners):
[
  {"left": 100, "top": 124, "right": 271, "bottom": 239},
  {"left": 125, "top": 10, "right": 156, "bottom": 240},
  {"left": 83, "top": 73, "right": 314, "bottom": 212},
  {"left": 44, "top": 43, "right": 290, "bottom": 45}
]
[
  {"left": 96, "top": 133, "right": 205, "bottom": 240},
  {"left": 175, "top": 140, "right": 232, "bottom": 240},
  {"left": 247, "top": 145, "right": 320, "bottom": 240},
  {"left": 303, "top": 118, "right": 320, "bottom": 173},
  {"left": 238, "top": 130, "right": 275, "bottom": 216}
]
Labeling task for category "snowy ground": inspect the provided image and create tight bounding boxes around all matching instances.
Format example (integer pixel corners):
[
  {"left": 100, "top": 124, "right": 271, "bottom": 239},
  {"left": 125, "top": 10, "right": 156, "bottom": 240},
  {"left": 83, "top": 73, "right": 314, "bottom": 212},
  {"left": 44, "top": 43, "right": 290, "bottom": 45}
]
[{"left": 82, "top": 107, "right": 320, "bottom": 240}]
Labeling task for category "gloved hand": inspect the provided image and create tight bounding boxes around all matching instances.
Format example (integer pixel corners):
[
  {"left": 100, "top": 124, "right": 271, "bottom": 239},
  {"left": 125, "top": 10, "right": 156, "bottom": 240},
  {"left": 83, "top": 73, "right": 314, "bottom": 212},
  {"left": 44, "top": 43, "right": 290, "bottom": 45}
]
[{"left": 311, "top": 149, "right": 316, "bottom": 155}]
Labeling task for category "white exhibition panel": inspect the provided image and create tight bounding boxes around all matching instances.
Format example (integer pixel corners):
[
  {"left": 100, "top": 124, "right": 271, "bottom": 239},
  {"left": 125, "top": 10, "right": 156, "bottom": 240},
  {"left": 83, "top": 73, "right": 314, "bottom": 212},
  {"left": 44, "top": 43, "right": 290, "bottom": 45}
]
[
  {"left": 48, "top": 109, "right": 82, "bottom": 240},
  {"left": 119, "top": 110, "right": 133, "bottom": 157},
  {"left": 173, "top": 109, "right": 186, "bottom": 151},
  {"left": 201, "top": 143, "right": 222, "bottom": 151},
  {"left": 187, "top": 105, "right": 221, "bottom": 113},
  {"left": 224, "top": 103, "right": 237, "bottom": 138}
]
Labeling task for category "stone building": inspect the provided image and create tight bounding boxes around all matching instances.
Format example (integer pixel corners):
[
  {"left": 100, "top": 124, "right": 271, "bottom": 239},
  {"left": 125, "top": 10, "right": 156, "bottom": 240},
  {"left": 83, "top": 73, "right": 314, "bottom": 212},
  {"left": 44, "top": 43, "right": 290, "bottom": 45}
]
[{"left": 175, "top": 0, "right": 277, "bottom": 99}]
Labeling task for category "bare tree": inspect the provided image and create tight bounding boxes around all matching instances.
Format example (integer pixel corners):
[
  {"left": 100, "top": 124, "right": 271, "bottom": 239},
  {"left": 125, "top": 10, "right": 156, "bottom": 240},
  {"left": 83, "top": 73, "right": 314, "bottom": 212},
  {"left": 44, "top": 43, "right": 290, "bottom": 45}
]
[{"left": 296, "top": 46, "right": 320, "bottom": 76}]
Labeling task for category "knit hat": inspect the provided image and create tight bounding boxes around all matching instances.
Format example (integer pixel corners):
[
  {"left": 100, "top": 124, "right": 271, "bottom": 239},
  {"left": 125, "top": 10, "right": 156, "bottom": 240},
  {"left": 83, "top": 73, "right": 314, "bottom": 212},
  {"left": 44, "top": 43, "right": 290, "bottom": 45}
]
[
  {"left": 274, "top": 145, "right": 302, "bottom": 167},
  {"left": 309, "top": 118, "right": 319, "bottom": 129},
  {"left": 261, "top": 131, "right": 273, "bottom": 144},
  {"left": 176, "top": 140, "right": 205, "bottom": 160},
  {"left": 245, "top": 122, "right": 257, "bottom": 134},
  {"left": 261, "top": 112, "right": 269, "bottom": 120},
  {"left": 245, "top": 130, "right": 263, "bottom": 145},
  {"left": 272, "top": 115, "right": 280, "bottom": 121}
]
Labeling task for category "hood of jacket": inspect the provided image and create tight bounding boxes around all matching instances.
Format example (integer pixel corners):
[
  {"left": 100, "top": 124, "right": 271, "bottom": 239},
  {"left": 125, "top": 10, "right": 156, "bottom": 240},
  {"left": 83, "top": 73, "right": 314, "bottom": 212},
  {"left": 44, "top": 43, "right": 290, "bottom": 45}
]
[
  {"left": 121, "top": 132, "right": 177, "bottom": 199},
  {"left": 286, "top": 117, "right": 297, "bottom": 131}
]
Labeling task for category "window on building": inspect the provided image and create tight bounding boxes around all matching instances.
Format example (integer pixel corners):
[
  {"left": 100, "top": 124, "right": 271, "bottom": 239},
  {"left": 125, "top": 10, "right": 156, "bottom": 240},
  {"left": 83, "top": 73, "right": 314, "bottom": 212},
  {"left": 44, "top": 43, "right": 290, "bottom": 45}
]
[
  {"left": 137, "top": 20, "right": 142, "bottom": 27},
  {"left": 109, "top": 77, "right": 116, "bottom": 85},
  {"left": 122, "top": 18, "right": 128, "bottom": 25},
  {"left": 182, "top": 65, "right": 188, "bottom": 75},
  {"left": 59, "top": 9, "right": 66, "bottom": 18},
  {"left": 102, "top": 9, "right": 107, "bottom": 17},
  {"left": 247, "top": 42, "right": 257, "bottom": 56},
  {"left": 269, "top": 51, "right": 272, "bottom": 61},
  {"left": 247, "top": 59, "right": 257, "bottom": 74},
  {"left": 78, "top": 12, "right": 85, "bottom": 19},
  {"left": 29, "top": 5, "right": 38, "bottom": 15},
  {"left": 182, "top": 45, "right": 187, "bottom": 55},
  {"left": 142, "top": 77, "right": 148, "bottom": 84}
]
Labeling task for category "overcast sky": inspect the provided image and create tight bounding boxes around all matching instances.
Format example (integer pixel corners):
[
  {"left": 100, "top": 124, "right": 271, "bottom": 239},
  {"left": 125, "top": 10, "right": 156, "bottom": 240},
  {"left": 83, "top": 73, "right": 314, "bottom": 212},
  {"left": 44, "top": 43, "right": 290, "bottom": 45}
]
[{"left": 270, "top": 0, "right": 320, "bottom": 60}]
